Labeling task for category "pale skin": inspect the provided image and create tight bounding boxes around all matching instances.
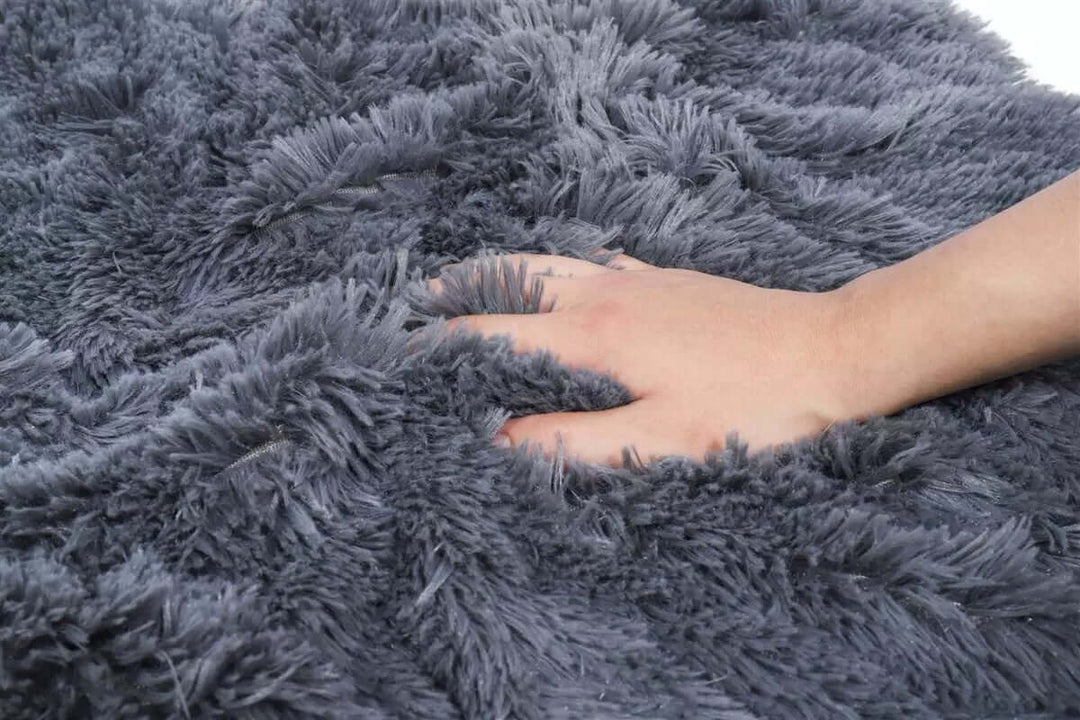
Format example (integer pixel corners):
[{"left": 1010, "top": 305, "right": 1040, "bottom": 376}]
[{"left": 424, "top": 169, "right": 1080, "bottom": 467}]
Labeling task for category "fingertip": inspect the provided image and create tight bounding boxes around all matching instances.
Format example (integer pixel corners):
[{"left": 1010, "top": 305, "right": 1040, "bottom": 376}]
[
  {"left": 494, "top": 416, "right": 523, "bottom": 445},
  {"left": 404, "top": 323, "right": 440, "bottom": 355}
]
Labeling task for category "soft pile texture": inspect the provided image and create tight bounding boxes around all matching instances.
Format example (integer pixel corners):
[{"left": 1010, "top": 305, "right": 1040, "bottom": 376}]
[{"left": 2, "top": 0, "right": 1080, "bottom": 717}]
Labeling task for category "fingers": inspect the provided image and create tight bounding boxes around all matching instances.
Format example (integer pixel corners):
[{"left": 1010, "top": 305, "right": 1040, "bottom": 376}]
[
  {"left": 423, "top": 251, "right": 656, "bottom": 296},
  {"left": 501, "top": 252, "right": 619, "bottom": 276},
  {"left": 440, "top": 252, "right": 615, "bottom": 284},
  {"left": 427, "top": 273, "right": 593, "bottom": 311},
  {"left": 494, "top": 401, "right": 690, "bottom": 467},
  {"left": 441, "top": 312, "right": 629, "bottom": 380},
  {"left": 583, "top": 247, "right": 658, "bottom": 272},
  {"left": 604, "top": 253, "right": 656, "bottom": 272},
  {"left": 518, "top": 275, "right": 591, "bottom": 311}
]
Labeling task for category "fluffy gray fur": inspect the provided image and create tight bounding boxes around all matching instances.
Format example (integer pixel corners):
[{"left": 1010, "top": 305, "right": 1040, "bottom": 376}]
[{"left": 2, "top": 0, "right": 1079, "bottom": 717}]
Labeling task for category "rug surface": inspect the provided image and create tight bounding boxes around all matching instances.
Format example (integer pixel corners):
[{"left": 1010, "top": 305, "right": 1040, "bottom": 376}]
[{"left": 2, "top": 0, "right": 1080, "bottom": 717}]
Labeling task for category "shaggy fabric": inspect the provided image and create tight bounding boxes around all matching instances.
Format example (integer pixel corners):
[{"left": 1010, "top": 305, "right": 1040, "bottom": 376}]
[{"left": 2, "top": 0, "right": 1079, "bottom": 717}]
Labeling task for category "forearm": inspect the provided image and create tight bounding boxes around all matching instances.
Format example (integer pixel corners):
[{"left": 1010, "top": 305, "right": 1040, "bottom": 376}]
[{"left": 824, "top": 169, "right": 1080, "bottom": 422}]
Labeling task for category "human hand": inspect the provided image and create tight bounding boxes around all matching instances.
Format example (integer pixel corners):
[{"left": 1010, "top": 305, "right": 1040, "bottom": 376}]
[{"left": 422, "top": 252, "right": 849, "bottom": 467}]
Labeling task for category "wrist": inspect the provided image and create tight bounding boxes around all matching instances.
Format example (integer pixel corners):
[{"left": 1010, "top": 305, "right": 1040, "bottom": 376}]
[
  {"left": 817, "top": 170, "right": 1080, "bottom": 430},
  {"left": 821, "top": 259, "right": 997, "bottom": 426},
  {"left": 817, "top": 271, "right": 917, "bottom": 424},
  {"left": 788, "top": 282, "right": 886, "bottom": 429}
]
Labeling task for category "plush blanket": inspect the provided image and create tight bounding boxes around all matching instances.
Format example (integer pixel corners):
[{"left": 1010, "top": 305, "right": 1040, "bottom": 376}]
[{"left": 3, "top": 0, "right": 1080, "bottom": 717}]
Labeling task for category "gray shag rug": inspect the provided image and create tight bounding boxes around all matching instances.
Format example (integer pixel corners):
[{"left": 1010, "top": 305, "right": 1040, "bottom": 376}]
[{"left": 2, "top": 0, "right": 1080, "bottom": 717}]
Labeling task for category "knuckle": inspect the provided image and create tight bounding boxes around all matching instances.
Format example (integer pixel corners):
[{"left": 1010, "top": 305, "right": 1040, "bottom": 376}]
[{"left": 579, "top": 297, "right": 625, "bottom": 332}]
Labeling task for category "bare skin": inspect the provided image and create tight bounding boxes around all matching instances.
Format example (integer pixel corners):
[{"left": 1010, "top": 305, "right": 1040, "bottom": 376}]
[{"left": 424, "top": 169, "right": 1080, "bottom": 467}]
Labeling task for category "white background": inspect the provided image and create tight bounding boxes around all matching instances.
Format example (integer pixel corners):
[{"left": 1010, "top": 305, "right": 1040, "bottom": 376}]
[{"left": 949, "top": 0, "right": 1080, "bottom": 95}]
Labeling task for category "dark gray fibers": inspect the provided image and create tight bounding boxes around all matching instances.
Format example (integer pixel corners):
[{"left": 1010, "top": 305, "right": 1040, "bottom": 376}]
[{"left": 1, "top": 0, "right": 1079, "bottom": 717}]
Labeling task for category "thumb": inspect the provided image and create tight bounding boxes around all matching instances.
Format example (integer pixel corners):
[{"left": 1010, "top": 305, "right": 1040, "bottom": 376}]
[{"left": 495, "top": 401, "right": 675, "bottom": 468}]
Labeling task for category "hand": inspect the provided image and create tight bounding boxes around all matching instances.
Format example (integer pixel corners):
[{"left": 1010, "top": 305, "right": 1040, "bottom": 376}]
[{"left": 422, "top": 252, "right": 849, "bottom": 467}]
